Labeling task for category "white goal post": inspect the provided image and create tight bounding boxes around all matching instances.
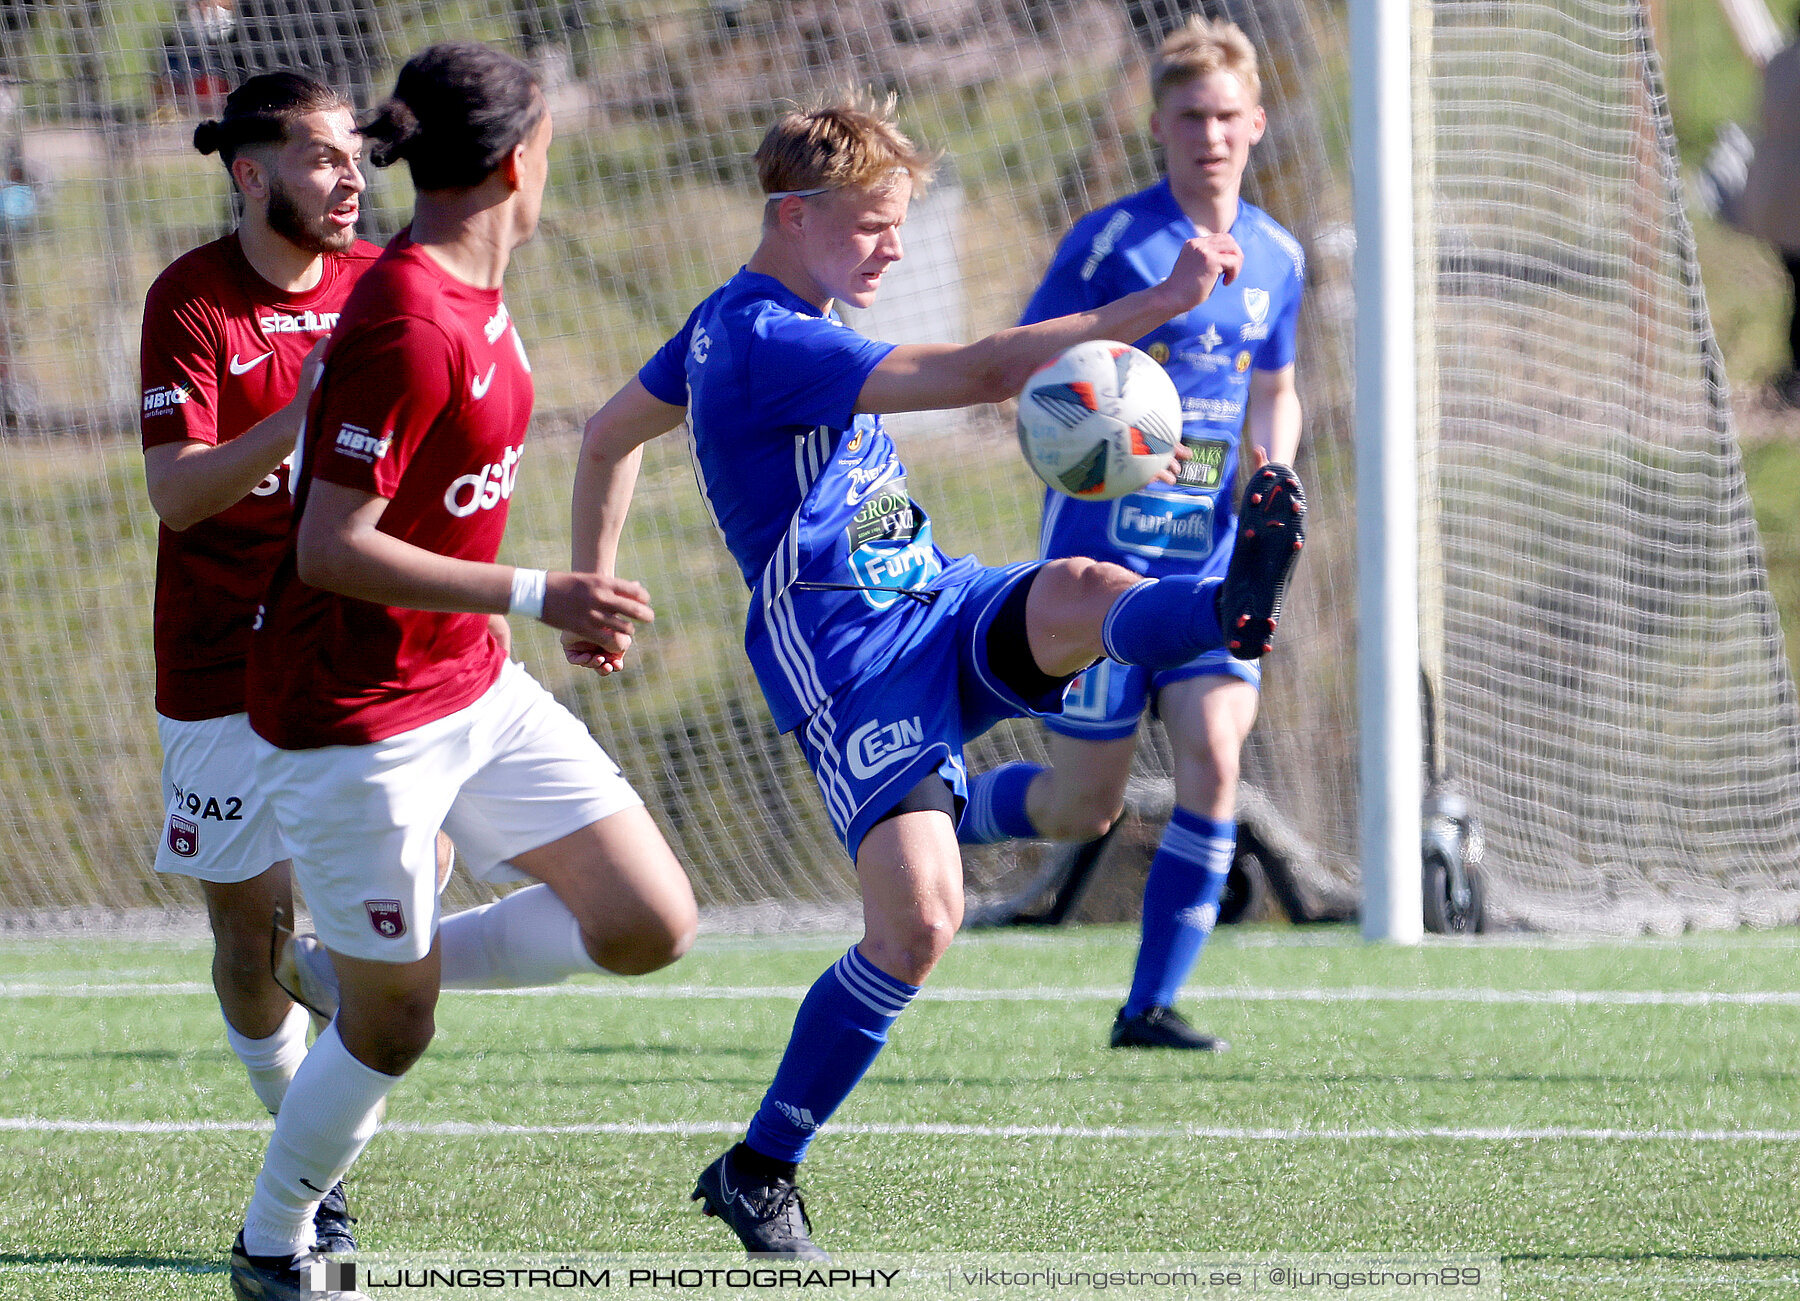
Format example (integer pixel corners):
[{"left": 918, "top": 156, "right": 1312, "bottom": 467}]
[{"left": 1352, "top": 0, "right": 1423, "bottom": 944}]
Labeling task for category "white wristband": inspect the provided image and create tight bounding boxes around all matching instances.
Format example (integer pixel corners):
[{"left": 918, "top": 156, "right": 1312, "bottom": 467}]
[{"left": 508, "top": 567, "right": 548, "bottom": 621}]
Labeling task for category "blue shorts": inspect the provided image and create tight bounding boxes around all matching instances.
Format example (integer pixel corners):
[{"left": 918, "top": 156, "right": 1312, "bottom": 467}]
[
  {"left": 1046, "top": 639, "right": 1260, "bottom": 742},
  {"left": 793, "top": 561, "right": 1064, "bottom": 858},
  {"left": 1039, "top": 487, "right": 1256, "bottom": 741}
]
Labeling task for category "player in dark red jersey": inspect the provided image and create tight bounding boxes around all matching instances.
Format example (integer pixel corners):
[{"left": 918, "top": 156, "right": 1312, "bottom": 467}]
[
  {"left": 229, "top": 43, "right": 697, "bottom": 1300},
  {"left": 140, "top": 70, "right": 377, "bottom": 1257}
]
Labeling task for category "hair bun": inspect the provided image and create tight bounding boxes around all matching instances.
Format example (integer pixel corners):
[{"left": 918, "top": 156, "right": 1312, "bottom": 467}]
[
  {"left": 192, "top": 119, "right": 223, "bottom": 156},
  {"left": 364, "top": 98, "right": 422, "bottom": 168}
]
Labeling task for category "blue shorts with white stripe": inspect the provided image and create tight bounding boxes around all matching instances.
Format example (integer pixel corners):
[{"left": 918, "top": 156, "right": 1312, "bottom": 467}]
[{"left": 791, "top": 560, "right": 1065, "bottom": 858}]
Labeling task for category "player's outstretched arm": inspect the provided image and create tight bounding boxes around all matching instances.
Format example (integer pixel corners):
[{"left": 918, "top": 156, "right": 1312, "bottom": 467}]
[
  {"left": 143, "top": 340, "right": 326, "bottom": 531},
  {"left": 564, "top": 377, "right": 686, "bottom": 674},
  {"left": 1246, "top": 363, "right": 1302, "bottom": 468},
  {"left": 856, "top": 232, "right": 1244, "bottom": 416},
  {"left": 295, "top": 478, "right": 654, "bottom": 654}
]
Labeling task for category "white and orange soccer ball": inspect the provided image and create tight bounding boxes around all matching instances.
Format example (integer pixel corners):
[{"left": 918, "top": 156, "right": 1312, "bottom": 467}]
[{"left": 1015, "top": 340, "right": 1182, "bottom": 500}]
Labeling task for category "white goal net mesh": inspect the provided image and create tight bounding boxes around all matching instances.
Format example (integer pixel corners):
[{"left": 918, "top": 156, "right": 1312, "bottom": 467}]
[
  {"left": 0, "top": 0, "right": 1794, "bottom": 934},
  {"left": 1427, "top": 0, "right": 1800, "bottom": 932}
]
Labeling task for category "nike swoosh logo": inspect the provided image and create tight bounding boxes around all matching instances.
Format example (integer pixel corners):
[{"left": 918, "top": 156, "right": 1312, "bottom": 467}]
[
  {"left": 718, "top": 1162, "right": 765, "bottom": 1218},
  {"left": 471, "top": 364, "right": 497, "bottom": 399},
  {"left": 230, "top": 350, "right": 275, "bottom": 376}
]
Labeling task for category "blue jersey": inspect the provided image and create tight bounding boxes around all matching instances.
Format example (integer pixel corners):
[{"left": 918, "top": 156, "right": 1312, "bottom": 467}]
[
  {"left": 1024, "top": 183, "right": 1304, "bottom": 581},
  {"left": 640, "top": 268, "right": 980, "bottom": 734}
]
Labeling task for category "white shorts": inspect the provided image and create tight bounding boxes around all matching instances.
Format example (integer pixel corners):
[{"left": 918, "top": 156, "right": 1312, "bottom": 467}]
[
  {"left": 154, "top": 712, "right": 291, "bottom": 884},
  {"left": 253, "top": 658, "right": 642, "bottom": 963}
]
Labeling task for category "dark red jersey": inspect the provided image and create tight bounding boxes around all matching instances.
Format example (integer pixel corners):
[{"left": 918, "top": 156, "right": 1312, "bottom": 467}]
[
  {"left": 141, "top": 233, "right": 383, "bottom": 720},
  {"left": 247, "top": 229, "right": 535, "bottom": 749}
]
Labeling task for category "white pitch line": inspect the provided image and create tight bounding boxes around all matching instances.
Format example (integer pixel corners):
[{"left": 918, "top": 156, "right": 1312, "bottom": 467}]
[
  {"left": 0, "top": 1261, "right": 224, "bottom": 1276},
  {"left": 4, "top": 980, "right": 1800, "bottom": 1007},
  {"left": 1, "top": 981, "right": 214, "bottom": 996},
  {"left": 3, "top": 1115, "right": 1800, "bottom": 1143}
]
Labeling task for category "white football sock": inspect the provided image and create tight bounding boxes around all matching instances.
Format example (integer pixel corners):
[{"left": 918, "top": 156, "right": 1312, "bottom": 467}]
[
  {"left": 241, "top": 1023, "right": 398, "bottom": 1259},
  {"left": 437, "top": 884, "right": 601, "bottom": 988},
  {"left": 224, "top": 1002, "right": 310, "bottom": 1116}
]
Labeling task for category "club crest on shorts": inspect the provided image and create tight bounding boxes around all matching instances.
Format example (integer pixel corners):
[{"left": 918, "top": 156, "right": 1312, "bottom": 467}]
[
  {"left": 365, "top": 899, "right": 407, "bottom": 939},
  {"left": 166, "top": 814, "right": 199, "bottom": 858}
]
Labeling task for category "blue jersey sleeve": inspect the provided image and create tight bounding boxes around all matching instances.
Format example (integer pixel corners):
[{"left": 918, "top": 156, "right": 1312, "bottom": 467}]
[
  {"left": 745, "top": 307, "right": 895, "bottom": 431},
  {"left": 1018, "top": 220, "right": 1110, "bottom": 327},
  {"left": 1258, "top": 265, "right": 1304, "bottom": 373},
  {"left": 638, "top": 307, "right": 697, "bottom": 406}
]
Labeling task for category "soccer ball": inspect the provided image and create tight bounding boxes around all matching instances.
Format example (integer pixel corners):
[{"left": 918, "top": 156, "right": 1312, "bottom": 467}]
[{"left": 1016, "top": 340, "right": 1182, "bottom": 500}]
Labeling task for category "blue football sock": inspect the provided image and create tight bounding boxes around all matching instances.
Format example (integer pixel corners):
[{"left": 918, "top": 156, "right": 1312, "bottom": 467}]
[
  {"left": 1125, "top": 807, "right": 1234, "bottom": 1016},
  {"left": 958, "top": 762, "right": 1043, "bottom": 844},
  {"left": 744, "top": 945, "right": 919, "bottom": 1163},
  {"left": 1100, "top": 576, "right": 1225, "bottom": 669}
]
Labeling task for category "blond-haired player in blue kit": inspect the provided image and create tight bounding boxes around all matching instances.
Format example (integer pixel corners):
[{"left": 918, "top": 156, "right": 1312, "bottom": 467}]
[
  {"left": 959, "top": 17, "right": 1307, "bottom": 1052},
  {"left": 569, "top": 88, "right": 1304, "bottom": 1257}
]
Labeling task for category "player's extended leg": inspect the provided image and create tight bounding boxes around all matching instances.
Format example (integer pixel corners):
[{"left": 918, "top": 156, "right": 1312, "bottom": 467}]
[
  {"left": 275, "top": 824, "right": 695, "bottom": 1015},
  {"left": 1076, "top": 462, "right": 1306, "bottom": 669},
  {"left": 953, "top": 558, "right": 1184, "bottom": 920},
  {"left": 1027, "top": 555, "right": 1187, "bottom": 675},
  {"left": 694, "top": 803, "right": 960, "bottom": 1260},
  {"left": 434, "top": 663, "right": 696, "bottom": 986},
  {"left": 931, "top": 565, "right": 1178, "bottom": 872},
  {"left": 1016, "top": 536, "right": 1280, "bottom": 680},
  {"left": 1113, "top": 675, "right": 1259, "bottom": 1052},
  {"left": 498, "top": 805, "right": 698, "bottom": 978},
  {"left": 281, "top": 667, "right": 698, "bottom": 1003},
  {"left": 960, "top": 460, "right": 1304, "bottom": 844}
]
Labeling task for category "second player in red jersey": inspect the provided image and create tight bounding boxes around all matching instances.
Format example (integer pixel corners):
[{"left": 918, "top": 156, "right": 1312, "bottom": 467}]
[
  {"left": 247, "top": 232, "right": 533, "bottom": 747},
  {"left": 230, "top": 44, "right": 697, "bottom": 1298}
]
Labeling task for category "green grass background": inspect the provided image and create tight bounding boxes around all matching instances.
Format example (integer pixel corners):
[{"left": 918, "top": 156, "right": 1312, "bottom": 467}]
[{"left": 3, "top": 927, "right": 1799, "bottom": 1299}]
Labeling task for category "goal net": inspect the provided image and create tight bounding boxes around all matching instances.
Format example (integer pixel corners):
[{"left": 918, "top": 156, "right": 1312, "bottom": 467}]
[
  {"left": 0, "top": 0, "right": 1793, "bottom": 935},
  {"left": 1425, "top": 0, "right": 1800, "bottom": 932}
]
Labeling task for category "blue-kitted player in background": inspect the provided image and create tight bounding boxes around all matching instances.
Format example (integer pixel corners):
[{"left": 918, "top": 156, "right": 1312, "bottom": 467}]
[
  {"left": 960, "top": 17, "right": 1307, "bottom": 1053},
  {"left": 568, "top": 90, "right": 1304, "bottom": 1258}
]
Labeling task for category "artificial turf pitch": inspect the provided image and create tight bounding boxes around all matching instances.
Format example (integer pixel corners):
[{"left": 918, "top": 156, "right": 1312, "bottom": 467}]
[{"left": 1, "top": 924, "right": 1797, "bottom": 1299}]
